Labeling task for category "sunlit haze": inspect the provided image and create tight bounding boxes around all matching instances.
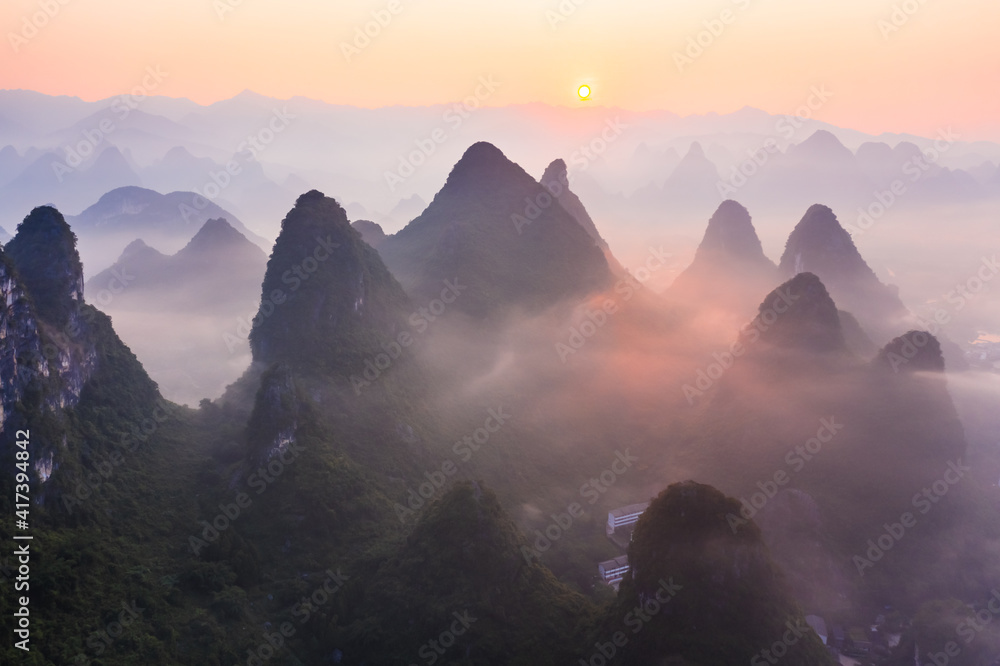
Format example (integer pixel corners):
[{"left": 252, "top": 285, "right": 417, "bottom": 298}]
[{"left": 2, "top": 0, "right": 999, "bottom": 140}]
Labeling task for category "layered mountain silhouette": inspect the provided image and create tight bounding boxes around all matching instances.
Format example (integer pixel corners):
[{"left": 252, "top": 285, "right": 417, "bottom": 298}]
[
  {"left": 632, "top": 141, "right": 723, "bottom": 212},
  {"left": 69, "top": 185, "right": 269, "bottom": 276},
  {"left": 778, "top": 204, "right": 908, "bottom": 341},
  {"left": 1, "top": 90, "right": 999, "bottom": 665},
  {"left": 81, "top": 218, "right": 268, "bottom": 404},
  {"left": 377, "top": 142, "right": 613, "bottom": 317},
  {"left": 0, "top": 146, "right": 142, "bottom": 228},
  {"left": 738, "top": 130, "right": 876, "bottom": 213},
  {"left": 70, "top": 185, "right": 266, "bottom": 245},
  {"left": 673, "top": 267, "right": 977, "bottom": 612},
  {"left": 87, "top": 217, "right": 266, "bottom": 311}
]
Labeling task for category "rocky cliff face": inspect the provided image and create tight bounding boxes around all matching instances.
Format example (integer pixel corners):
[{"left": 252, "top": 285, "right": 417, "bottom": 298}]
[
  {"left": 1, "top": 207, "right": 99, "bottom": 433},
  {"left": 245, "top": 364, "right": 302, "bottom": 464},
  {"left": 0, "top": 253, "right": 50, "bottom": 435},
  {"left": 0, "top": 206, "right": 156, "bottom": 489}
]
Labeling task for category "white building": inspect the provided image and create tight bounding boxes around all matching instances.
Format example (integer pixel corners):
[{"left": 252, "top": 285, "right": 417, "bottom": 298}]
[
  {"left": 606, "top": 502, "right": 650, "bottom": 536},
  {"left": 598, "top": 555, "right": 630, "bottom": 587}
]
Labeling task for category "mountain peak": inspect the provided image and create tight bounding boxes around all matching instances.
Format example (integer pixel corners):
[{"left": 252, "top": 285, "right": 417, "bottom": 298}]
[
  {"left": 380, "top": 144, "right": 612, "bottom": 316},
  {"left": 779, "top": 204, "right": 870, "bottom": 277},
  {"left": 746, "top": 272, "right": 847, "bottom": 353},
  {"left": 667, "top": 200, "right": 776, "bottom": 312},
  {"left": 352, "top": 219, "right": 387, "bottom": 248},
  {"left": 121, "top": 238, "right": 153, "bottom": 257},
  {"left": 662, "top": 141, "right": 720, "bottom": 194},
  {"left": 440, "top": 142, "right": 524, "bottom": 195},
  {"left": 696, "top": 199, "right": 769, "bottom": 261},
  {"left": 622, "top": 480, "right": 834, "bottom": 664},
  {"left": 777, "top": 204, "right": 908, "bottom": 342},
  {"left": 797, "top": 129, "right": 849, "bottom": 153},
  {"left": 541, "top": 158, "right": 568, "bottom": 182},
  {"left": 184, "top": 217, "right": 248, "bottom": 250},
  {"left": 539, "top": 157, "right": 612, "bottom": 253},
  {"left": 248, "top": 190, "right": 410, "bottom": 371},
  {"left": 5, "top": 205, "right": 84, "bottom": 326},
  {"left": 875, "top": 330, "right": 946, "bottom": 373}
]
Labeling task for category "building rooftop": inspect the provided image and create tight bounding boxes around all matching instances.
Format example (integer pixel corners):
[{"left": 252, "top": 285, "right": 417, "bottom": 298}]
[
  {"left": 599, "top": 554, "right": 629, "bottom": 570},
  {"left": 608, "top": 502, "right": 650, "bottom": 518}
]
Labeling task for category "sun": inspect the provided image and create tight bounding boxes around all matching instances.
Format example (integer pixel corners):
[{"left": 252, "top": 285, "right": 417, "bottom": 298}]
[{"left": 577, "top": 84, "right": 591, "bottom": 100}]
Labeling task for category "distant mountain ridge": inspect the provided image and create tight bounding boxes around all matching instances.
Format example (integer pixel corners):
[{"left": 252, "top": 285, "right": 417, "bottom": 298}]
[{"left": 86, "top": 217, "right": 267, "bottom": 309}]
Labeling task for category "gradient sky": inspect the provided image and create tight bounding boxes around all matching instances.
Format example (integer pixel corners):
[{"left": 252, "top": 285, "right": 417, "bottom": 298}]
[{"left": 3, "top": 0, "right": 999, "bottom": 140}]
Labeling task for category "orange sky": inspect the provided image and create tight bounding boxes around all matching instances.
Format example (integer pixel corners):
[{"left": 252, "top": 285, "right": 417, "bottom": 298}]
[{"left": 3, "top": 0, "right": 999, "bottom": 140}]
